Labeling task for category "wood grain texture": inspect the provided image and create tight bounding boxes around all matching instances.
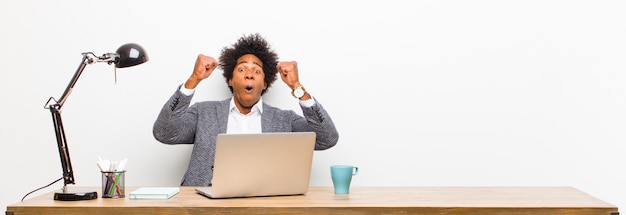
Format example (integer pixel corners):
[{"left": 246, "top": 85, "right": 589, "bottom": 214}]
[{"left": 6, "top": 186, "right": 618, "bottom": 215}]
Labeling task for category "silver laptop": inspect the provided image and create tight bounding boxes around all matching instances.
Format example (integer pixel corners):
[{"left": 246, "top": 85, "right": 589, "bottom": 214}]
[{"left": 196, "top": 132, "right": 316, "bottom": 199}]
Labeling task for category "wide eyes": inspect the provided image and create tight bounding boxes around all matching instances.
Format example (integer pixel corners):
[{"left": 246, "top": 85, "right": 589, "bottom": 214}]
[{"left": 237, "top": 67, "right": 262, "bottom": 74}]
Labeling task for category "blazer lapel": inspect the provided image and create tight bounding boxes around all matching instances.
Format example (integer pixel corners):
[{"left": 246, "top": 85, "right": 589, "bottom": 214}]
[
  {"left": 217, "top": 99, "right": 230, "bottom": 134},
  {"left": 262, "top": 102, "right": 275, "bottom": 132}
]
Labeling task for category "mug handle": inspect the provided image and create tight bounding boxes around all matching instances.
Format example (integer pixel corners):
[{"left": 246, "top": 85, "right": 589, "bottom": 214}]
[{"left": 353, "top": 167, "right": 359, "bottom": 175}]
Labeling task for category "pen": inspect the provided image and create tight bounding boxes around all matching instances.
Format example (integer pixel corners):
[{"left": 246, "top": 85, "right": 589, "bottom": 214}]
[
  {"left": 104, "top": 172, "right": 111, "bottom": 196},
  {"left": 109, "top": 173, "right": 118, "bottom": 196}
]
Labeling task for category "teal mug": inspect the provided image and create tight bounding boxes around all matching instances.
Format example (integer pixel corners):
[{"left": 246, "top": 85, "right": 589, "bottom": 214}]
[{"left": 330, "top": 165, "right": 359, "bottom": 194}]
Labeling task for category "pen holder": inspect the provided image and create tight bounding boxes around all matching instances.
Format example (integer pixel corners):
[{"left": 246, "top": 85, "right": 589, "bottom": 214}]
[{"left": 101, "top": 171, "right": 125, "bottom": 198}]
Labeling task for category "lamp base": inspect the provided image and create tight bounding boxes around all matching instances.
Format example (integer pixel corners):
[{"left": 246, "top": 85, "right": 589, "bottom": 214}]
[{"left": 54, "top": 190, "right": 98, "bottom": 201}]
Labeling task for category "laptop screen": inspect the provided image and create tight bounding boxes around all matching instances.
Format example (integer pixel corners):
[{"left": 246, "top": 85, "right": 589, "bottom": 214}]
[{"left": 200, "top": 132, "right": 316, "bottom": 198}]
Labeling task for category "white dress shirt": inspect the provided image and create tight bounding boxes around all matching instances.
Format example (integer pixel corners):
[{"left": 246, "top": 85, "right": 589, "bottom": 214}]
[{"left": 226, "top": 98, "right": 263, "bottom": 134}]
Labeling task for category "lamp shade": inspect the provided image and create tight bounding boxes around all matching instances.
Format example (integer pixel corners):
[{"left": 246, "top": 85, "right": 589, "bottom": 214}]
[{"left": 115, "top": 43, "right": 149, "bottom": 68}]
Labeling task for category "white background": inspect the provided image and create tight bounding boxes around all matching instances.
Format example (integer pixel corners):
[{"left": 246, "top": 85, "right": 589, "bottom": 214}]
[{"left": 2, "top": 0, "right": 625, "bottom": 211}]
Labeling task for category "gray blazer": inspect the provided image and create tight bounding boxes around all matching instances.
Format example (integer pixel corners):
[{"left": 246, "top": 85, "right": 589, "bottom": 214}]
[{"left": 153, "top": 89, "right": 339, "bottom": 186}]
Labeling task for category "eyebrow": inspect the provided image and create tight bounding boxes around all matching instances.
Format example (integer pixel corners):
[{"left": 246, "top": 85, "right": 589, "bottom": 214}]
[{"left": 237, "top": 61, "right": 263, "bottom": 68}]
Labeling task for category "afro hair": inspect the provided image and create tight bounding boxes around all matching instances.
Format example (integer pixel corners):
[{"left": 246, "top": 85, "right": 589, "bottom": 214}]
[{"left": 219, "top": 33, "right": 279, "bottom": 95}]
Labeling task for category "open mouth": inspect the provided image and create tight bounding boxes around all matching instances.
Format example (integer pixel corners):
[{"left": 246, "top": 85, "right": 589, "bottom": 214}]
[{"left": 244, "top": 85, "right": 254, "bottom": 93}]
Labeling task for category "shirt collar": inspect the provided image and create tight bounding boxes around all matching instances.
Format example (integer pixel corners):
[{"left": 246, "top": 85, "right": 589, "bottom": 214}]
[{"left": 229, "top": 97, "right": 263, "bottom": 115}]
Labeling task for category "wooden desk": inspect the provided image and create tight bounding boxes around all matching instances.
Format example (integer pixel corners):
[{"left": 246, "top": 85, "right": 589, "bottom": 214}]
[{"left": 6, "top": 186, "right": 618, "bottom": 215}]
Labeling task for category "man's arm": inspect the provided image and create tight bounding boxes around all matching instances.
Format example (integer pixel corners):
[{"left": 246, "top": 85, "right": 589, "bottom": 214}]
[
  {"left": 153, "top": 87, "right": 198, "bottom": 144},
  {"left": 300, "top": 98, "right": 339, "bottom": 150}
]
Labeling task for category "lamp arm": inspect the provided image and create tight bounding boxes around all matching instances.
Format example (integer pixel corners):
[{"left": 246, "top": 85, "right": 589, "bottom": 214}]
[
  {"left": 54, "top": 53, "right": 94, "bottom": 108},
  {"left": 49, "top": 105, "right": 74, "bottom": 188},
  {"left": 44, "top": 53, "right": 93, "bottom": 189}
]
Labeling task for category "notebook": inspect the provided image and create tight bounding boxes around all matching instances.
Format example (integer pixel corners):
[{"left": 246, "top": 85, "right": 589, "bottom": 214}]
[
  {"left": 195, "top": 132, "right": 316, "bottom": 199},
  {"left": 129, "top": 187, "right": 180, "bottom": 200}
]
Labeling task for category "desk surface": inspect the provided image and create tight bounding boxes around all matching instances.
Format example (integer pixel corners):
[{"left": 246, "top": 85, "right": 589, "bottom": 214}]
[{"left": 6, "top": 186, "right": 618, "bottom": 215}]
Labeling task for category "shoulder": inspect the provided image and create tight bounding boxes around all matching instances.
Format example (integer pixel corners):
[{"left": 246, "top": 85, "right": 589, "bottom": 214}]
[
  {"left": 263, "top": 102, "right": 299, "bottom": 118},
  {"left": 262, "top": 102, "right": 291, "bottom": 113},
  {"left": 193, "top": 98, "right": 230, "bottom": 108}
]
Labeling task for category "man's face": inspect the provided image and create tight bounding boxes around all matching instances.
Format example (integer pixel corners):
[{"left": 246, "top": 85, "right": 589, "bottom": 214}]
[{"left": 228, "top": 54, "right": 267, "bottom": 114}]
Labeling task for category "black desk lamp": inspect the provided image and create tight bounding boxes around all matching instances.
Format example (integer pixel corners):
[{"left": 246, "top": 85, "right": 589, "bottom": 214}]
[{"left": 43, "top": 43, "right": 148, "bottom": 201}]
